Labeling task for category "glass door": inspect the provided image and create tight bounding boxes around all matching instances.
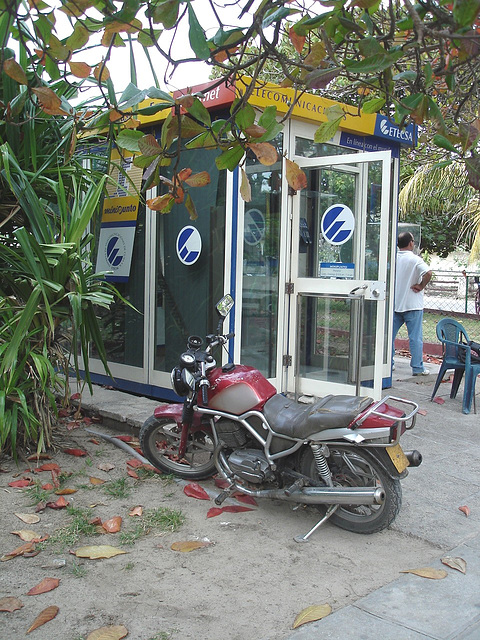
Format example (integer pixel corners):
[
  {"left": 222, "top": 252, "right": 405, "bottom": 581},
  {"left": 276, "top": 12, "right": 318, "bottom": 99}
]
[{"left": 288, "top": 150, "right": 392, "bottom": 400}]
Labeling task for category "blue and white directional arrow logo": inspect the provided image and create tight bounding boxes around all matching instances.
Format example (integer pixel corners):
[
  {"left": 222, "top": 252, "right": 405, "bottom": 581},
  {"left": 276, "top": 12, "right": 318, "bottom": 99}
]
[
  {"left": 106, "top": 234, "right": 126, "bottom": 268},
  {"left": 321, "top": 204, "right": 355, "bottom": 246},
  {"left": 176, "top": 226, "right": 202, "bottom": 265}
]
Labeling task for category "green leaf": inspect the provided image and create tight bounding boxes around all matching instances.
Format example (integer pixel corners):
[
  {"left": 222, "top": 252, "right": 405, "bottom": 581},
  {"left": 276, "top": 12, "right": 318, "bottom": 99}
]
[
  {"left": 137, "top": 28, "right": 162, "bottom": 47},
  {"left": 234, "top": 103, "right": 256, "bottom": 130},
  {"left": 147, "top": 87, "right": 175, "bottom": 103},
  {"left": 185, "top": 98, "right": 211, "bottom": 126},
  {"left": 362, "top": 97, "right": 385, "bottom": 113},
  {"left": 187, "top": 4, "right": 210, "bottom": 60},
  {"left": 151, "top": 0, "right": 179, "bottom": 29},
  {"left": 262, "top": 6, "right": 294, "bottom": 29},
  {"left": 393, "top": 70, "right": 417, "bottom": 82},
  {"left": 215, "top": 144, "right": 245, "bottom": 171},
  {"left": 313, "top": 117, "right": 342, "bottom": 144},
  {"left": 116, "top": 129, "right": 144, "bottom": 152},
  {"left": 344, "top": 50, "right": 403, "bottom": 74},
  {"left": 453, "top": 0, "right": 480, "bottom": 27},
  {"left": 66, "top": 23, "right": 90, "bottom": 49},
  {"left": 118, "top": 83, "right": 146, "bottom": 109},
  {"left": 433, "top": 134, "right": 460, "bottom": 154}
]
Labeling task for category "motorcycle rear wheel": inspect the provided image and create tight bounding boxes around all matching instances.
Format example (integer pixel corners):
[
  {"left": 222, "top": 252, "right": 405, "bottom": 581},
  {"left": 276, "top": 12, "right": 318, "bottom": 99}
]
[
  {"left": 140, "top": 416, "right": 216, "bottom": 480},
  {"left": 300, "top": 445, "right": 402, "bottom": 534}
]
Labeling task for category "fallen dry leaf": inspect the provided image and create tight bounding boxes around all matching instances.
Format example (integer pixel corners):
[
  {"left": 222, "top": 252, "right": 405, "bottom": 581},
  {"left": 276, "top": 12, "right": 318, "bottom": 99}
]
[
  {"left": 26, "top": 577, "right": 60, "bottom": 596},
  {"left": 432, "top": 397, "right": 445, "bottom": 404},
  {"left": 234, "top": 493, "right": 258, "bottom": 506},
  {"left": 55, "top": 488, "right": 77, "bottom": 495},
  {"left": 89, "top": 476, "right": 106, "bottom": 485},
  {"left": 27, "top": 453, "right": 51, "bottom": 461},
  {"left": 42, "top": 483, "right": 54, "bottom": 491},
  {"left": 127, "top": 469, "right": 139, "bottom": 479},
  {"left": 441, "top": 556, "right": 467, "bottom": 574},
  {"left": 0, "top": 596, "right": 24, "bottom": 612},
  {"left": 15, "top": 513, "right": 40, "bottom": 524},
  {"left": 129, "top": 506, "right": 143, "bottom": 517},
  {"left": 115, "top": 435, "right": 134, "bottom": 442},
  {"left": 102, "top": 516, "right": 122, "bottom": 533},
  {"left": 1, "top": 541, "right": 36, "bottom": 561},
  {"left": 46, "top": 496, "right": 69, "bottom": 509},
  {"left": 11, "top": 529, "right": 41, "bottom": 542},
  {"left": 183, "top": 483, "right": 210, "bottom": 500},
  {"left": 171, "top": 540, "right": 212, "bottom": 552},
  {"left": 214, "top": 477, "right": 230, "bottom": 489},
  {"left": 126, "top": 458, "right": 143, "bottom": 468},
  {"left": 292, "top": 604, "right": 332, "bottom": 629},
  {"left": 417, "top": 409, "right": 428, "bottom": 416},
  {"left": 86, "top": 624, "right": 129, "bottom": 640},
  {"left": 459, "top": 505, "right": 470, "bottom": 517},
  {"left": 8, "top": 479, "right": 33, "bottom": 488},
  {"left": 97, "top": 462, "right": 115, "bottom": 472},
  {"left": 400, "top": 567, "right": 448, "bottom": 579},
  {"left": 63, "top": 448, "right": 87, "bottom": 457},
  {"left": 74, "top": 545, "right": 127, "bottom": 559},
  {"left": 36, "top": 462, "right": 61, "bottom": 472},
  {"left": 206, "top": 505, "right": 254, "bottom": 518},
  {"left": 27, "top": 605, "right": 59, "bottom": 633}
]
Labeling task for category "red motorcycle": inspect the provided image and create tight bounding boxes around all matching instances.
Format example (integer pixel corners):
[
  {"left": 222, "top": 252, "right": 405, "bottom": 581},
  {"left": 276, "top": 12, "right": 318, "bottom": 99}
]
[{"left": 140, "top": 295, "right": 422, "bottom": 541}]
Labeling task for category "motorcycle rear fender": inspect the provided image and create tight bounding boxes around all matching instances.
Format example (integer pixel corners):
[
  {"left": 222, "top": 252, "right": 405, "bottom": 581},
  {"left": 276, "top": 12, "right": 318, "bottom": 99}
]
[
  {"left": 153, "top": 403, "right": 204, "bottom": 427},
  {"left": 358, "top": 447, "right": 408, "bottom": 480}
]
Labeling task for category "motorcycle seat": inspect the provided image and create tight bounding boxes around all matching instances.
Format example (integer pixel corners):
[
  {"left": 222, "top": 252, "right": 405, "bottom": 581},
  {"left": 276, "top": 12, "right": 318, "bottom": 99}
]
[{"left": 263, "top": 393, "right": 373, "bottom": 439}]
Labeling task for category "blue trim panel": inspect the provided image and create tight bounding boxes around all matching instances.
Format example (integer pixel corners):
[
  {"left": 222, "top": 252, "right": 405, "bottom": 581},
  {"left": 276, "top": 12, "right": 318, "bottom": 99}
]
[
  {"left": 88, "top": 372, "right": 182, "bottom": 402},
  {"left": 101, "top": 221, "right": 137, "bottom": 228},
  {"left": 229, "top": 167, "right": 239, "bottom": 362}
]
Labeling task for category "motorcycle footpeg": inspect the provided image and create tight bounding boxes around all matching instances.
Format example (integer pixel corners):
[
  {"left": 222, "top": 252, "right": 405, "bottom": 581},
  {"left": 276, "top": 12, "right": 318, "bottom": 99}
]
[
  {"left": 214, "top": 490, "right": 230, "bottom": 506},
  {"left": 284, "top": 479, "right": 305, "bottom": 496}
]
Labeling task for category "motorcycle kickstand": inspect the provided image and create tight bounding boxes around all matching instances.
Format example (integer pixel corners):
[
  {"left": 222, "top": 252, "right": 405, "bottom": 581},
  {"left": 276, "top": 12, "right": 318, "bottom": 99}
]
[{"left": 294, "top": 504, "right": 339, "bottom": 543}]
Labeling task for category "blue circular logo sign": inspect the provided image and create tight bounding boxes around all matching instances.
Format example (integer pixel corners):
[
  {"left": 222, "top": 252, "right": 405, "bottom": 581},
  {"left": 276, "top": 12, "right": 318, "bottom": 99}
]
[
  {"left": 244, "top": 208, "right": 265, "bottom": 246},
  {"left": 176, "top": 226, "right": 202, "bottom": 265},
  {"left": 321, "top": 204, "right": 355, "bottom": 245},
  {"left": 105, "top": 234, "right": 126, "bottom": 268}
]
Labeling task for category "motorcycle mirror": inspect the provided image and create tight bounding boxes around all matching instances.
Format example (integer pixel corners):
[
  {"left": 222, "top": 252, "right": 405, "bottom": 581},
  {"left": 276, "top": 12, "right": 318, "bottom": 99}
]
[{"left": 216, "top": 294, "right": 234, "bottom": 318}]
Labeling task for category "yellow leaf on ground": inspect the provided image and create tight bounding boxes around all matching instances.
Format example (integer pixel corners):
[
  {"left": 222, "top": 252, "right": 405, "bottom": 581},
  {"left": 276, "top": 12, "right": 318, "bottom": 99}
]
[
  {"left": 401, "top": 568, "right": 448, "bottom": 579},
  {"left": 292, "top": 604, "right": 332, "bottom": 629},
  {"left": 14, "top": 513, "right": 40, "bottom": 524},
  {"left": 11, "top": 530, "right": 40, "bottom": 542},
  {"left": 89, "top": 477, "right": 106, "bottom": 485},
  {"left": 441, "top": 556, "right": 467, "bottom": 574},
  {"left": 129, "top": 506, "right": 143, "bottom": 517},
  {"left": 86, "top": 624, "right": 129, "bottom": 640},
  {"left": 171, "top": 540, "right": 211, "bottom": 553},
  {"left": 74, "top": 545, "right": 127, "bottom": 559}
]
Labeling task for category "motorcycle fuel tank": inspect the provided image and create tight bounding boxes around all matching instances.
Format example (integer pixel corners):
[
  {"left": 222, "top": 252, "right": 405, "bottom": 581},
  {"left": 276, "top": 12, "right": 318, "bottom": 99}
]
[{"left": 206, "top": 365, "right": 277, "bottom": 414}]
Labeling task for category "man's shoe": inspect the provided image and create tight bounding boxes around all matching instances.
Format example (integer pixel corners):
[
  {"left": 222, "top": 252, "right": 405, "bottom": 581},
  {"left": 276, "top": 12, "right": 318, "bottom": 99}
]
[{"left": 413, "top": 369, "right": 430, "bottom": 376}]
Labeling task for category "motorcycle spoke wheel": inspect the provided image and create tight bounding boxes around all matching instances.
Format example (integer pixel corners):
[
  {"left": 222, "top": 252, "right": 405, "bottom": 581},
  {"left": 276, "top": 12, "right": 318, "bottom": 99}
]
[
  {"left": 140, "top": 416, "right": 216, "bottom": 479},
  {"left": 300, "top": 446, "right": 402, "bottom": 534}
]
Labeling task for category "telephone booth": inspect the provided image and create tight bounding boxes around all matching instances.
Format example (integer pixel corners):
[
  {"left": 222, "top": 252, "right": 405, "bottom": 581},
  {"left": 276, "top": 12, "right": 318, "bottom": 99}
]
[{"left": 89, "top": 78, "right": 416, "bottom": 401}]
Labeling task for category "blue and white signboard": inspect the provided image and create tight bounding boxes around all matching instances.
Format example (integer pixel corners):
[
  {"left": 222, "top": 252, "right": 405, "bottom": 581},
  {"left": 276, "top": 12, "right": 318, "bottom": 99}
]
[
  {"left": 320, "top": 262, "right": 355, "bottom": 279},
  {"left": 176, "top": 226, "right": 202, "bottom": 265},
  {"left": 321, "top": 204, "right": 355, "bottom": 245}
]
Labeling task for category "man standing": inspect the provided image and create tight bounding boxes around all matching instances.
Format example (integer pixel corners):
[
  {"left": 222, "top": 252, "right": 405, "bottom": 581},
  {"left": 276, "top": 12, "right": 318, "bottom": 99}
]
[{"left": 393, "top": 231, "right": 433, "bottom": 376}]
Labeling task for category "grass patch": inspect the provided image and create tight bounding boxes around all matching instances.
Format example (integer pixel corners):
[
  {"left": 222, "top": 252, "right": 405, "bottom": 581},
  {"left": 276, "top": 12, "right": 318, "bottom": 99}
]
[
  {"left": 71, "top": 560, "right": 88, "bottom": 578},
  {"left": 24, "top": 481, "right": 54, "bottom": 505},
  {"left": 40, "top": 506, "right": 99, "bottom": 550},
  {"left": 103, "top": 478, "right": 131, "bottom": 499},
  {"left": 119, "top": 507, "right": 185, "bottom": 546}
]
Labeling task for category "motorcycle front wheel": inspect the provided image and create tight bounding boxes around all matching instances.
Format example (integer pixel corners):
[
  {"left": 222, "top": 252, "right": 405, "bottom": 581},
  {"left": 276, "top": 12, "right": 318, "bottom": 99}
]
[
  {"left": 140, "top": 416, "right": 216, "bottom": 480},
  {"left": 300, "top": 445, "right": 402, "bottom": 534}
]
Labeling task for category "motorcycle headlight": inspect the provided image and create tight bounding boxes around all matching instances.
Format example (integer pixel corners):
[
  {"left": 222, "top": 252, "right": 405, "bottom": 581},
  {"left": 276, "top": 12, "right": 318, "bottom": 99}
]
[{"left": 171, "top": 367, "right": 191, "bottom": 396}]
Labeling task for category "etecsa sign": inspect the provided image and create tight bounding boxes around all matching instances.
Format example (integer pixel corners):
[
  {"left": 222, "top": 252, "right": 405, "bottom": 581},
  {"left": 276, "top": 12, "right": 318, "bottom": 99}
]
[
  {"left": 176, "top": 226, "right": 202, "bottom": 265},
  {"left": 321, "top": 204, "right": 355, "bottom": 245}
]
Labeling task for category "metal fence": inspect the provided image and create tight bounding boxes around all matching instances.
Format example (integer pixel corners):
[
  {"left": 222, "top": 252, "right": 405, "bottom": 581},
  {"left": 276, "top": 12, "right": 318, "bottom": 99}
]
[{"left": 424, "top": 270, "right": 480, "bottom": 315}]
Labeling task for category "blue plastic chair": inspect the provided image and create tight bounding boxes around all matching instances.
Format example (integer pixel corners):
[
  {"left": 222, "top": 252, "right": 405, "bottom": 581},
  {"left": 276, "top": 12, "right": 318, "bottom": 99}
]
[{"left": 430, "top": 318, "right": 480, "bottom": 414}]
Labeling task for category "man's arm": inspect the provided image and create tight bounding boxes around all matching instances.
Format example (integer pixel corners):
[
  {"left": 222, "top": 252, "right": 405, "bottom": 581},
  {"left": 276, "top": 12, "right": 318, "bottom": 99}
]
[{"left": 412, "top": 270, "right": 432, "bottom": 293}]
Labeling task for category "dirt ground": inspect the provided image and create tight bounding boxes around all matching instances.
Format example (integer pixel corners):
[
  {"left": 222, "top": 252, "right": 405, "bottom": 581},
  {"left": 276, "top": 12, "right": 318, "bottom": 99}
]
[{"left": 0, "top": 411, "right": 443, "bottom": 640}]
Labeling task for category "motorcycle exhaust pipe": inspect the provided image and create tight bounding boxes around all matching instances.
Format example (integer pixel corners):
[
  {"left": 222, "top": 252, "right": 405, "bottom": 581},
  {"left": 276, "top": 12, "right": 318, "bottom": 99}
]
[
  {"left": 404, "top": 450, "right": 423, "bottom": 467},
  {"left": 241, "top": 486, "right": 385, "bottom": 506}
]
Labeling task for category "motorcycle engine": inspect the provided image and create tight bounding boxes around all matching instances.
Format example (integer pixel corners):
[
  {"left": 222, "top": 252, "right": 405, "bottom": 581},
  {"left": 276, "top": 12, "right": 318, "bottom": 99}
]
[
  {"left": 215, "top": 418, "right": 248, "bottom": 448},
  {"left": 227, "top": 449, "right": 272, "bottom": 483}
]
